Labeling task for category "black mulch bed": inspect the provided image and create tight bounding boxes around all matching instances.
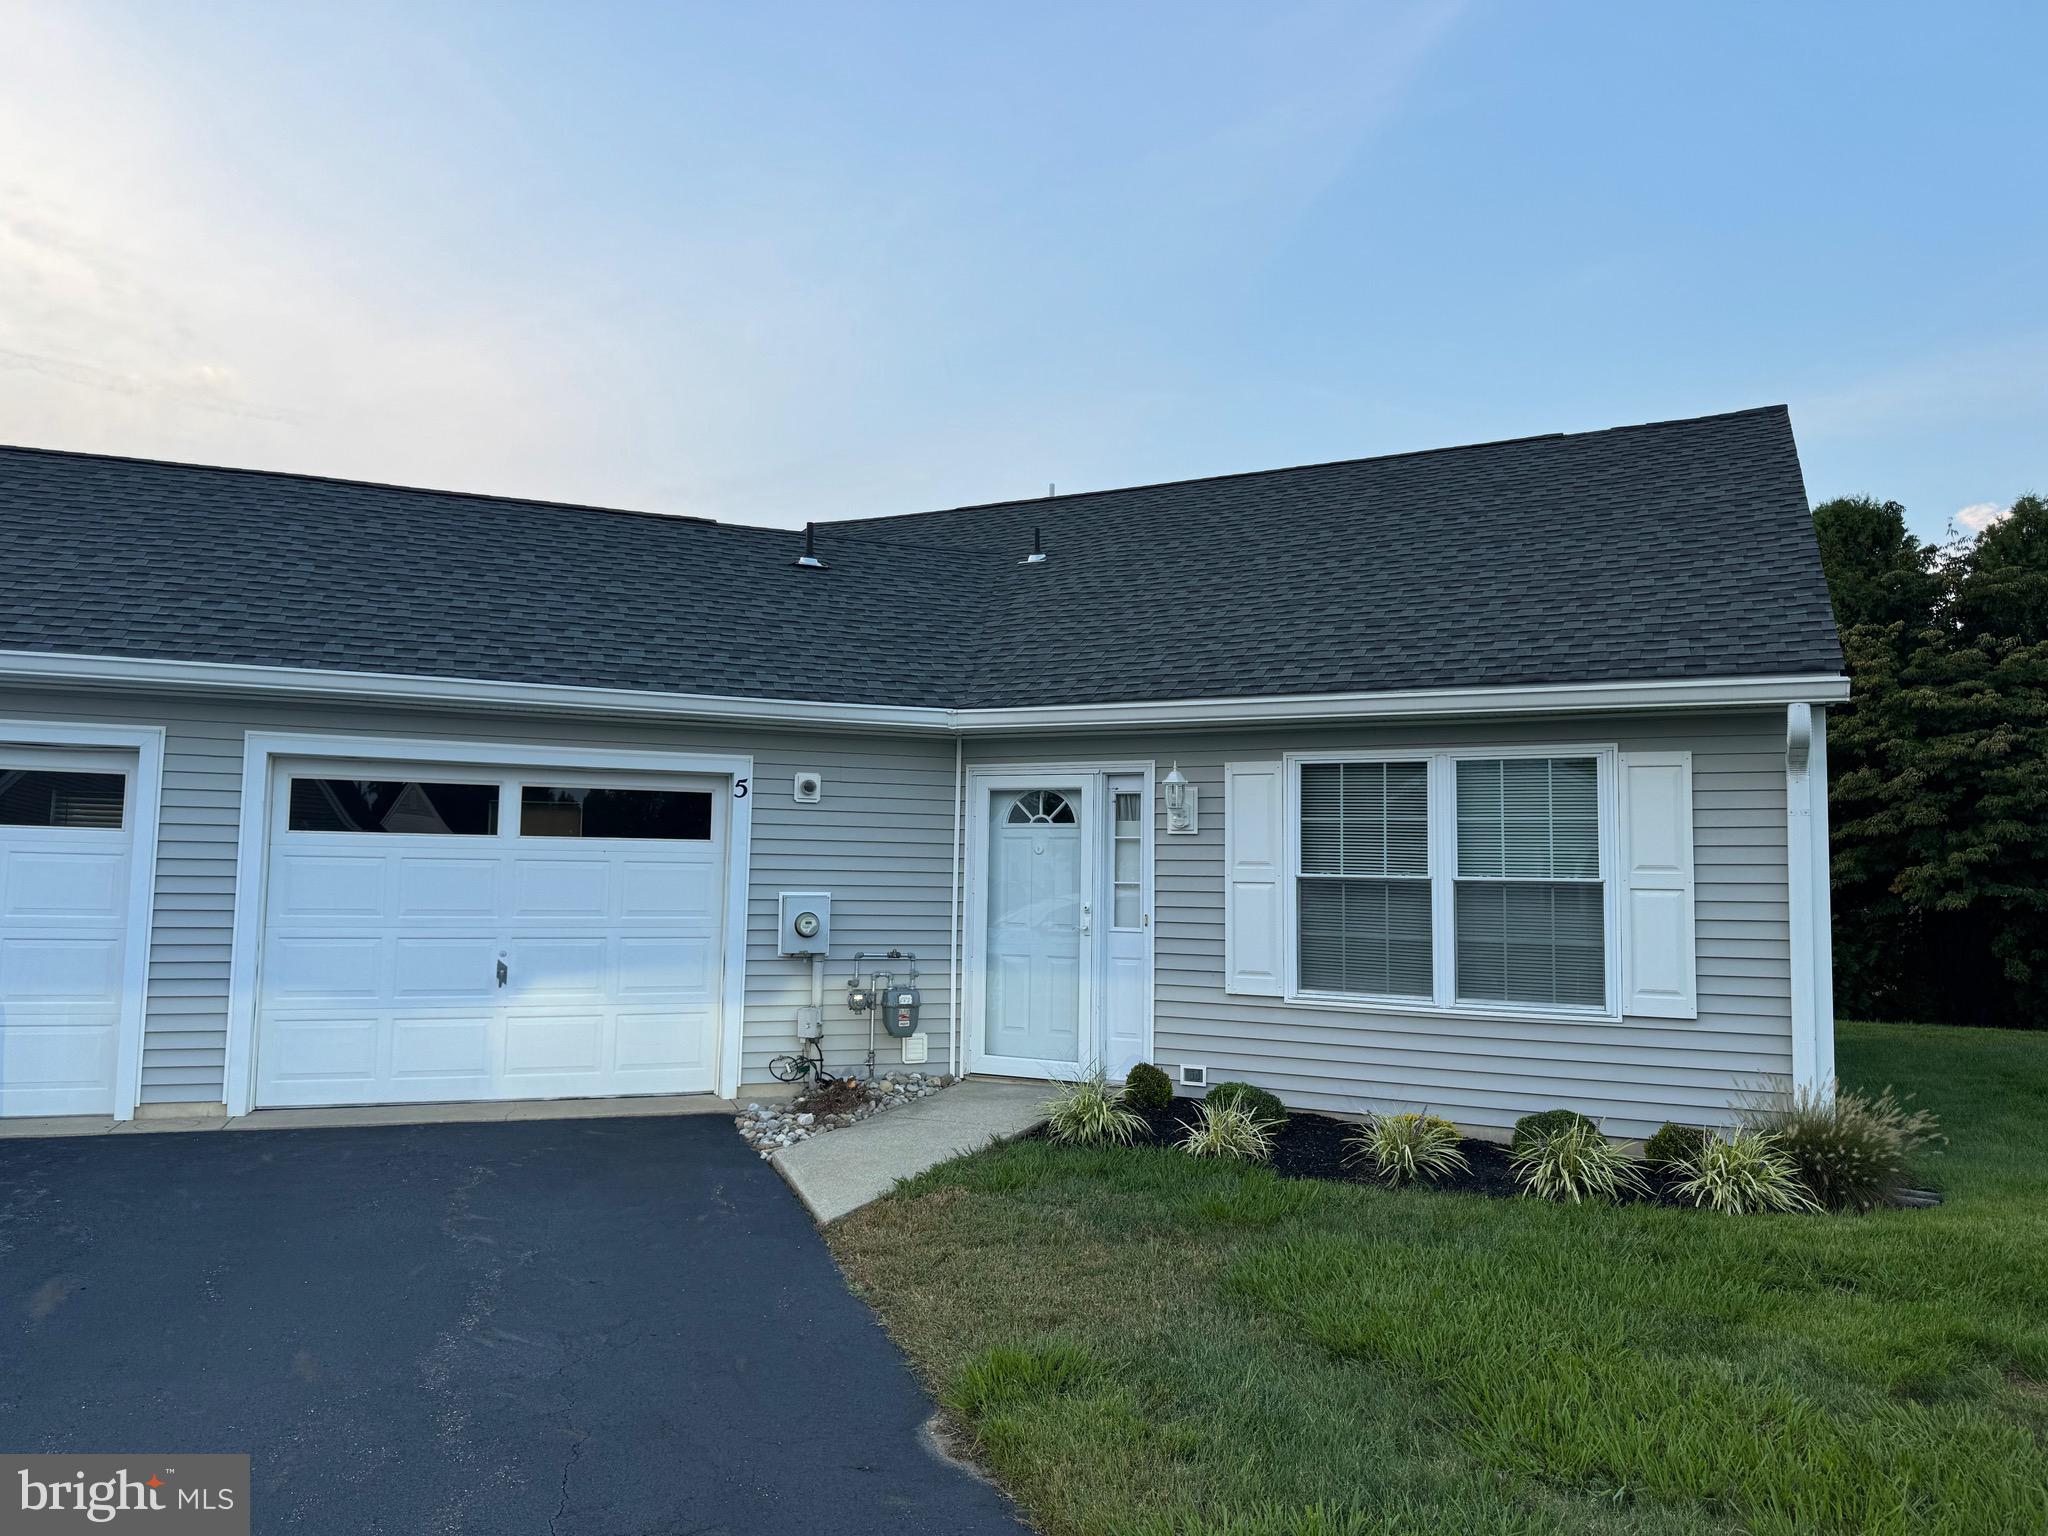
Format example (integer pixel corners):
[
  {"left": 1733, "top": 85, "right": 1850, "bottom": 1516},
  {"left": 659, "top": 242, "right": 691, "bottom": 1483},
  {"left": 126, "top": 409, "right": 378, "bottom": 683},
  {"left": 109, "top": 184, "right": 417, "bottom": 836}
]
[
  {"left": 1028, "top": 1099, "right": 1692, "bottom": 1204},
  {"left": 1026, "top": 1101, "right": 1944, "bottom": 1211}
]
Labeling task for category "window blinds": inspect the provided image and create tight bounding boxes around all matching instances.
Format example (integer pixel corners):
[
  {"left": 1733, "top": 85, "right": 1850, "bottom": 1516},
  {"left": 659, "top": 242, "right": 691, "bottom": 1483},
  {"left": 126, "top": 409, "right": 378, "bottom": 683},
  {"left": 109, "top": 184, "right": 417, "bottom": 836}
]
[
  {"left": 1453, "top": 757, "right": 1604, "bottom": 1007},
  {"left": 1298, "top": 761, "right": 1432, "bottom": 996}
]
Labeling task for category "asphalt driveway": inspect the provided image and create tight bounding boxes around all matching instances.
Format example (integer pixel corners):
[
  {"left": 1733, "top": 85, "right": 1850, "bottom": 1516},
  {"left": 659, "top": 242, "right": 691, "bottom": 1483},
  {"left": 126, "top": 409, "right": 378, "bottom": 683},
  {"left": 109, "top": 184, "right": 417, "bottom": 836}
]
[{"left": 0, "top": 1115, "right": 1024, "bottom": 1534}]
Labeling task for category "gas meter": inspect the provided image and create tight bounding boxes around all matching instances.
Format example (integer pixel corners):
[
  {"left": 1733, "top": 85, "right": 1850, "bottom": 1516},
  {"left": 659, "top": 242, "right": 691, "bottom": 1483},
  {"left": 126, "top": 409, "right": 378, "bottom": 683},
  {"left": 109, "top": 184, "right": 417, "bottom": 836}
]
[
  {"left": 845, "top": 951, "right": 922, "bottom": 1074},
  {"left": 883, "top": 984, "right": 921, "bottom": 1039}
]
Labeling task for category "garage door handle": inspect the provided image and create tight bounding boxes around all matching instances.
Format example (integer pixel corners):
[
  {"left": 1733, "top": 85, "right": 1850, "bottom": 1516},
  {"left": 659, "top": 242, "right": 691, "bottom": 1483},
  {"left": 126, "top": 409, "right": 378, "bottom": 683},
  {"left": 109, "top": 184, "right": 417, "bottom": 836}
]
[{"left": 496, "top": 958, "right": 509, "bottom": 988}]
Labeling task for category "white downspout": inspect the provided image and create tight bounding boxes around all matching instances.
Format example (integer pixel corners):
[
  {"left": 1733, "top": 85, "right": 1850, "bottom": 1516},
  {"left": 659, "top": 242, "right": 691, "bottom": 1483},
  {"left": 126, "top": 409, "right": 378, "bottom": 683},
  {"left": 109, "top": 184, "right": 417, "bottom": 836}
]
[
  {"left": 1811, "top": 707, "right": 1835, "bottom": 1088},
  {"left": 949, "top": 734, "right": 964, "bottom": 1079},
  {"left": 1785, "top": 702, "right": 1824, "bottom": 1097}
]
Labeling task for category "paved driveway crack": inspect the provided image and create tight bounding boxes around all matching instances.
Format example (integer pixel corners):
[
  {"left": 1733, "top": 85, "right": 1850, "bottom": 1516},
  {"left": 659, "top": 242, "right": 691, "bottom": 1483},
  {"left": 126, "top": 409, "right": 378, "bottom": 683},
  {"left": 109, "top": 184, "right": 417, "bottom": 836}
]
[{"left": 547, "top": 1430, "right": 586, "bottom": 1536}]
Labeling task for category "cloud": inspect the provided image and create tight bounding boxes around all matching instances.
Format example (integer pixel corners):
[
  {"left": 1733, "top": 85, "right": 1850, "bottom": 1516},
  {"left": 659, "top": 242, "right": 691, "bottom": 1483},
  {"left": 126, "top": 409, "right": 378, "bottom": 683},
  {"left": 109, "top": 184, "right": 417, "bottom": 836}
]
[
  {"left": 0, "top": 6, "right": 648, "bottom": 507},
  {"left": 1956, "top": 502, "right": 2010, "bottom": 533},
  {"left": 0, "top": 4, "right": 1462, "bottom": 527}
]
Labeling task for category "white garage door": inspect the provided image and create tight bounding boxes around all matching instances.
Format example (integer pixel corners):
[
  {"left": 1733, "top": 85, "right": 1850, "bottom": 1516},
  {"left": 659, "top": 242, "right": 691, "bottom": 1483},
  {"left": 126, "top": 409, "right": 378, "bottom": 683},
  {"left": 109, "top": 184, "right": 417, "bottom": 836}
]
[
  {"left": 255, "top": 760, "right": 727, "bottom": 1108},
  {"left": 0, "top": 748, "right": 134, "bottom": 1117}
]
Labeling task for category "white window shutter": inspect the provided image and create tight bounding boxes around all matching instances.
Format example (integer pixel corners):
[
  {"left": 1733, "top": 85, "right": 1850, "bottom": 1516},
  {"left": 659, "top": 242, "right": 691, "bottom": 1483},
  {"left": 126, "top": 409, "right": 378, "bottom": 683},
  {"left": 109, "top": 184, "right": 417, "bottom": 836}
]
[
  {"left": 1224, "top": 761, "right": 1286, "bottom": 996},
  {"left": 1619, "top": 751, "right": 1697, "bottom": 1019}
]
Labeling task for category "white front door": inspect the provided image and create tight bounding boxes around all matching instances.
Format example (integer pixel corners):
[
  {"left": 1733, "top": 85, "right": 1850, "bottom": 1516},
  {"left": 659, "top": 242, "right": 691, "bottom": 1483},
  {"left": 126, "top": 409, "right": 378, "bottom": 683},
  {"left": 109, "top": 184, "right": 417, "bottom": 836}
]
[
  {"left": 968, "top": 770, "right": 1154, "bottom": 1081},
  {"left": 978, "top": 783, "right": 1092, "bottom": 1076},
  {"left": 254, "top": 760, "right": 727, "bottom": 1108},
  {"left": 0, "top": 748, "right": 134, "bottom": 1117}
]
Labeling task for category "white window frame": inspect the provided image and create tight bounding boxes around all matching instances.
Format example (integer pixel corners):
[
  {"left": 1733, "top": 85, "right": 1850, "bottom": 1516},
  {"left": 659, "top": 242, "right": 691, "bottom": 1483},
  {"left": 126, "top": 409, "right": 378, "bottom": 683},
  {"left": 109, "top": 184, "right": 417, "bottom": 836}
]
[{"left": 1282, "top": 743, "right": 1622, "bottom": 1022}]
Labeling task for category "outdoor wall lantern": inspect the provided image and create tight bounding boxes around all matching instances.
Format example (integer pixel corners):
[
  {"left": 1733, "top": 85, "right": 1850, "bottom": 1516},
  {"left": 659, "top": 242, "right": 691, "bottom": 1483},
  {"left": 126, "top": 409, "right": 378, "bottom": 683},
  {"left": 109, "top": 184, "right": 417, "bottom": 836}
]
[{"left": 1163, "top": 763, "right": 1198, "bottom": 834}]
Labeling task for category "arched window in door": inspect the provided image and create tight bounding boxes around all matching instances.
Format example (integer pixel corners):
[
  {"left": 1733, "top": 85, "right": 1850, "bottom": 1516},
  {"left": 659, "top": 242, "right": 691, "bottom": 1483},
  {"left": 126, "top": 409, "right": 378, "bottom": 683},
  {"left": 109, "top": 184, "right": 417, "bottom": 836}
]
[{"left": 1006, "top": 790, "right": 1076, "bottom": 825}]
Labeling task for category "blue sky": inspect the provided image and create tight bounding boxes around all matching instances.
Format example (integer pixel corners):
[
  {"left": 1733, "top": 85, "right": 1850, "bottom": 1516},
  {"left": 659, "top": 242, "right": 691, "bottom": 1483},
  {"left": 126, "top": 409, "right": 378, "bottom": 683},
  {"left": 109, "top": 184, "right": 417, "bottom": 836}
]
[{"left": 2, "top": 2, "right": 2040, "bottom": 542}]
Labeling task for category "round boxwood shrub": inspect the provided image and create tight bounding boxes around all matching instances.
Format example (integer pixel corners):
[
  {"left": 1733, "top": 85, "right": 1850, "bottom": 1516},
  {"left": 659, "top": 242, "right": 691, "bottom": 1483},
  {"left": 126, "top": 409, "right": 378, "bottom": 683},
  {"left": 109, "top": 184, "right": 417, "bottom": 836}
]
[
  {"left": 1205, "top": 1080, "right": 1287, "bottom": 1131},
  {"left": 1644, "top": 1122, "right": 1712, "bottom": 1170},
  {"left": 1511, "top": 1107, "right": 1599, "bottom": 1152},
  {"left": 1121, "top": 1062, "right": 1174, "bottom": 1112}
]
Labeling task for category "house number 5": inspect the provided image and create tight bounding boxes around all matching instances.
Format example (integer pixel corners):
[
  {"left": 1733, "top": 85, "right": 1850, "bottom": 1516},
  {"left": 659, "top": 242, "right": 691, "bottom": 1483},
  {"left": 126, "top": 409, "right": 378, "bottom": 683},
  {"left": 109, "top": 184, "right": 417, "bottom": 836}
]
[{"left": 734, "top": 779, "right": 749, "bottom": 798}]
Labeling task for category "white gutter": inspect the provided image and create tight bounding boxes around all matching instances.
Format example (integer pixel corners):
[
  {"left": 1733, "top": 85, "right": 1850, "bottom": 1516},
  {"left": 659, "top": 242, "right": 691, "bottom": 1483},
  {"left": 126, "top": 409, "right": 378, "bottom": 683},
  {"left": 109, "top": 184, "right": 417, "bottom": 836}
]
[
  {"left": 0, "top": 649, "right": 951, "bottom": 733},
  {"left": 953, "top": 671, "right": 1851, "bottom": 730},
  {"left": 0, "top": 648, "right": 1850, "bottom": 734}
]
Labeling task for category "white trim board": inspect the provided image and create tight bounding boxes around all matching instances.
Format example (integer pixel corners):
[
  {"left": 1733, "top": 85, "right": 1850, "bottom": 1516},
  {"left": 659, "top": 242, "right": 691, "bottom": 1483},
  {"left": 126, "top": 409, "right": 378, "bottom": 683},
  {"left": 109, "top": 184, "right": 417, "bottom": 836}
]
[
  {"left": 220, "top": 729, "right": 754, "bottom": 1116},
  {"left": 0, "top": 717, "right": 165, "bottom": 1121},
  {"left": 1106, "top": 765, "right": 1158, "bottom": 1085},
  {"left": 0, "top": 649, "right": 1851, "bottom": 733},
  {"left": 947, "top": 735, "right": 965, "bottom": 1081}
]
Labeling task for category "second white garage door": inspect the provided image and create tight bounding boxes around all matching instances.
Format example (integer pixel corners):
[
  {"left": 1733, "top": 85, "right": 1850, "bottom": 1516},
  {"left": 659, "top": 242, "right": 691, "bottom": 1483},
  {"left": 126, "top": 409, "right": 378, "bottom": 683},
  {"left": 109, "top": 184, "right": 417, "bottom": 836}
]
[
  {"left": 255, "top": 760, "right": 727, "bottom": 1109},
  {"left": 0, "top": 747, "right": 135, "bottom": 1117}
]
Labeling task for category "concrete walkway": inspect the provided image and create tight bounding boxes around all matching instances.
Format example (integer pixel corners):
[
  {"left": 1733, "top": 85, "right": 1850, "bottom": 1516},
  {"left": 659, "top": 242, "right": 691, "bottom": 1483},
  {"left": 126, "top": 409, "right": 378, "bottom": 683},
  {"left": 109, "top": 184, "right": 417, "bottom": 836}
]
[{"left": 772, "top": 1079, "right": 1048, "bottom": 1223}]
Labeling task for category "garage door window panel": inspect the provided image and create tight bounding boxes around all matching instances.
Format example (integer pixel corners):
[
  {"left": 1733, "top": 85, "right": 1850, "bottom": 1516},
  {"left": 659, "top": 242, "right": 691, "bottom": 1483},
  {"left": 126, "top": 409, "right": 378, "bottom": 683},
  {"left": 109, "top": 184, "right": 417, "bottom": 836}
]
[
  {"left": 520, "top": 786, "right": 712, "bottom": 841},
  {"left": 288, "top": 779, "right": 500, "bottom": 836},
  {"left": 0, "top": 770, "right": 126, "bottom": 828}
]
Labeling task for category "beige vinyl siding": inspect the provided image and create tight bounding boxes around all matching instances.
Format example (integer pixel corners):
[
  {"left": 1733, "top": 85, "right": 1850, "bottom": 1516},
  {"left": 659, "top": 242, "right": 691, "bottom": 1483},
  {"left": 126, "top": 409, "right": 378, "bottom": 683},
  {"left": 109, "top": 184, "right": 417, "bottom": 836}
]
[
  {"left": 0, "top": 686, "right": 958, "bottom": 1103},
  {"left": 969, "top": 709, "right": 1793, "bottom": 1138}
]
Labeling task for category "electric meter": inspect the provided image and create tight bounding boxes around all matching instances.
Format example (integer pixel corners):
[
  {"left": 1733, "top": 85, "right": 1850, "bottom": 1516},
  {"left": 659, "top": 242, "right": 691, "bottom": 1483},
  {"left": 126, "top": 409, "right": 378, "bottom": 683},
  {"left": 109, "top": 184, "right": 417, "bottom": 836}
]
[{"left": 777, "top": 891, "right": 831, "bottom": 956}]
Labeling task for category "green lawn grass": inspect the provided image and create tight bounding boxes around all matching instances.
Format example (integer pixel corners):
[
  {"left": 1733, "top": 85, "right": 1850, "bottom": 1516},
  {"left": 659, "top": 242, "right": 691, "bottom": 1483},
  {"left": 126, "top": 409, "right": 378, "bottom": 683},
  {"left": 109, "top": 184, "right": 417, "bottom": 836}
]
[{"left": 828, "top": 1022, "right": 2048, "bottom": 1535}]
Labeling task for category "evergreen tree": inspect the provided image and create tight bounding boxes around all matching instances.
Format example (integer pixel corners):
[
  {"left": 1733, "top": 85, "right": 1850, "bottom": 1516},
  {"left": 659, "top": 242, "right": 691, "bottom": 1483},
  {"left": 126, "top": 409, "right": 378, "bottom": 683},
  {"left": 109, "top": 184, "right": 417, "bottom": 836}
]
[
  {"left": 1819, "top": 492, "right": 2048, "bottom": 1026},
  {"left": 1812, "top": 497, "right": 1942, "bottom": 1019},
  {"left": 1811, "top": 496, "right": 1942, "bottom": 631},
  {"left": 1953, "top": 494, "right": 2048, "bottom": 646}
]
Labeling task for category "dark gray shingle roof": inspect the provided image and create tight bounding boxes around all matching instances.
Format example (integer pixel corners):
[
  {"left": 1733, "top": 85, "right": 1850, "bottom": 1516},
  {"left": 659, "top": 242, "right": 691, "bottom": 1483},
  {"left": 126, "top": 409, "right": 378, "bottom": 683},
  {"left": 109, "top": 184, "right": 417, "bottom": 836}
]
[{"left": 0, "top": 405, "right": 1841, "bottom": 709}]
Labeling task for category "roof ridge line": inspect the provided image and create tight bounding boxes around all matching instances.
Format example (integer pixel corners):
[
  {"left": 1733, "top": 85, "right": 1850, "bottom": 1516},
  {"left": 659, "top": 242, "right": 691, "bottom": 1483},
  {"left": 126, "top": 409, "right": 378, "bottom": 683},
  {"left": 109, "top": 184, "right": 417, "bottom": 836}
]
[
  {"left": 0, "top": 442, "right": 722, "bottom": 529},
  {"left": 0, "top": 401, "right": 1789, "bottom": 539},
  {"left": 832, "top": 404, "right": 1791, "bottom": 528}
]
